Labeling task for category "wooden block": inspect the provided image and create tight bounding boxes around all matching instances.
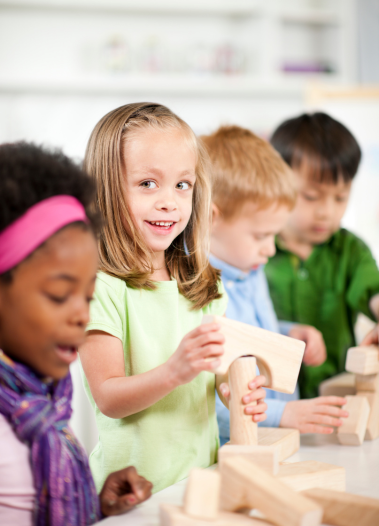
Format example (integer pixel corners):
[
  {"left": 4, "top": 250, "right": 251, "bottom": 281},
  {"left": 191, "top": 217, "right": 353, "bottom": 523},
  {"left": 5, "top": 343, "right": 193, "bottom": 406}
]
[
  {"left": 319, "top": 372, "right": 356, "bottom": 397},
  {"left": 258, "top": 428, "right": 300, "bottom": 461},
  {"left": 355, "top": 372, "right": 379, "bottom": 392},
  {"left": 302, "top": 488, "right": 379, "bottom": 526},
  {"left": 345, "top": 346, "right": 379, "bottom": 375},
  {"left": 356, "top": 390, "right": 379, "bottom": 440},
  {"left": 218, "top": 444, "right": 279, "bottom": 475},
  {"left": 229, "top": 356, "right": 257, "bottom": 445},
  {"left": 277, "top": 461, "right": 345, "bottom": 492},
  {"left": 220, "top": 457, "right": 322, "bottom": 526},
  {"left": 202, "top": 315, "right": 305, "bottom": 394},
  {"left": 160, "top": 504, "right": 271, "bottom": 526},
  {"left": 337, "top": 395, "right": 370, "bottom": 446},
  {"left": 183, "top": 469, "right": 220, "bottom": 520}
]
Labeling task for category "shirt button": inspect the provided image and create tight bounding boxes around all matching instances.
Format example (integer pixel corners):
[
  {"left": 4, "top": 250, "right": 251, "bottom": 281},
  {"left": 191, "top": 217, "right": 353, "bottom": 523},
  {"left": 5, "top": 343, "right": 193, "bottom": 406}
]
[
  {"left": 226, "top": 280, "right": 234, "bottom": 289},
  {"left": 297, "top": 268, "right": 309, "bottom": 280}
]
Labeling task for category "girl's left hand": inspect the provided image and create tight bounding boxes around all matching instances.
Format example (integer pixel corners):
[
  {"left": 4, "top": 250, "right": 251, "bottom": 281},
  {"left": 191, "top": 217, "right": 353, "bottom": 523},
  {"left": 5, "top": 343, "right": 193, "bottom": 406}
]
[
  {"left": 100, "top": 466, "right": 153, "bottom": 516},
  {"left": 219, "top": 374, "right": 267, "bottom": 423}
]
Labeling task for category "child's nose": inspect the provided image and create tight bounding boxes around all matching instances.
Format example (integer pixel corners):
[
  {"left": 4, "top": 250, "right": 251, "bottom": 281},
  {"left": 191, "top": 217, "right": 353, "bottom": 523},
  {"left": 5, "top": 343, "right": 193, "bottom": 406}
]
[
  {"left": 71, "top": 299, "right": 90, "bottom": 328},
  {"left": 262, "top": 237, "right": 276, "bottom": 257},
  {"left": 156, "top": 190, "right": 177, "bottom": 212}
]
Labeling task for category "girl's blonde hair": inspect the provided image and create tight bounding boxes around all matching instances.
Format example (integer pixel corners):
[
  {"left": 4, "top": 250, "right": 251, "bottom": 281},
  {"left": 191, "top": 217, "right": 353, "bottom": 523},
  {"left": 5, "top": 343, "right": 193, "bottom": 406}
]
[{"left": 84, "top": 102, "right": 221, "bottom": 310}]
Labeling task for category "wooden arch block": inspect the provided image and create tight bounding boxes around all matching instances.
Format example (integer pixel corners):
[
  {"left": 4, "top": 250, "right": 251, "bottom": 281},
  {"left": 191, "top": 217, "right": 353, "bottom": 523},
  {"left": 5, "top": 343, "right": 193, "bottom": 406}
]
[{"left": 202, "top": 315, "right": 305, "bottom": 394}]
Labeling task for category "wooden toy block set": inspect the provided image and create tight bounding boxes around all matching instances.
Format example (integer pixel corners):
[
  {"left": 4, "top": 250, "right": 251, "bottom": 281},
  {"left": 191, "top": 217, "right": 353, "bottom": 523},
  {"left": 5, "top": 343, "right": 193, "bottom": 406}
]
[{"left": 160, "top": 316, "right": 379, "bottom": 526}]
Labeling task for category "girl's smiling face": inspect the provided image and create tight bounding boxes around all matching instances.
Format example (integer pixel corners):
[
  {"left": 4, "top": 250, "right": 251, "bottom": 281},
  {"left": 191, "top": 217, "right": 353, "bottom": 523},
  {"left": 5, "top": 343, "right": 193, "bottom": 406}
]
[
  {"left": 123, "top": 127, "right": 197, "bottom": 263},
  {"left": 0, "top": 225, "right": 98, "bottom": 380}
]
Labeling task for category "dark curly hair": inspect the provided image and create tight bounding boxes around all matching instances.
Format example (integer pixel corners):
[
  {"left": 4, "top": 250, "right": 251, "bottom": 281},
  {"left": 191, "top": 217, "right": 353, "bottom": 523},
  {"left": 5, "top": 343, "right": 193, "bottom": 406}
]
[
  {"left": 0, "top": 142, "right": 101, "bottom": 280},
  {"left": 270, "top": 112, "right": 361, "bottom": 184}
]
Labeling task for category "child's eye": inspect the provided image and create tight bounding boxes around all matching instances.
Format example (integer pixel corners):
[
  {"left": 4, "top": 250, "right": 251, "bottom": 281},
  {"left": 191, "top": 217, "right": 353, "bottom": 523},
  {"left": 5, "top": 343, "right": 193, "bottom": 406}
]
[
  {"left": 336, "top": 195, "right": 348, "bottom": 203},
  {"left": 177, "top": 181, "right": 191, "bottom": 190},
  {"left": 140, "top": 180, "right": 157, "bottom": 189},
  {"left": 303, "top": 193, "right": 318, "bottom": 201},
  {"left": 46, "top": 294, "right": 68, "bottom": 304}
]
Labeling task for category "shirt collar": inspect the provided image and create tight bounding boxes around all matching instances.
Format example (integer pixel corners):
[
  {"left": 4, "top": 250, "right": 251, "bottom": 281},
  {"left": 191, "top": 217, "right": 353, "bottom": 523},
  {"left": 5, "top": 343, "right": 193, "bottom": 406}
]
[{"left": 209, "top": 253, "right": 256, "bottom": 282}]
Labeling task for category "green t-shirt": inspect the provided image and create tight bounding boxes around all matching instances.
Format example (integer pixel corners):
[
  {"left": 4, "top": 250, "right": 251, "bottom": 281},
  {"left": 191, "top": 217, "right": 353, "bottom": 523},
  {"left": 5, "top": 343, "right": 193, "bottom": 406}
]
[
  {"left": 265, "top": 229, "right": 379, "bottom": 399},
  {"left": 81, "top": 271, "right": 227, "bottom": 493}
]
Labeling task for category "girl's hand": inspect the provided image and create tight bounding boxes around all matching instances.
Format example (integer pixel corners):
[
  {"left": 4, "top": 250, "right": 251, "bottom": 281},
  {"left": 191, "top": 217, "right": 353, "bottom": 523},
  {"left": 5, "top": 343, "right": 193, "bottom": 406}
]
[
  {"left": 289, "top": 325, "right": 326, "bottom": 367},
  {"left": 280, "top": 396, "right": 349, "bottom": 434},
  {"left": 361, "top": 324, "right": 379, "bottom": 346},
  {"left": 100, "top": 466, "right": 153, "bottom": 516},
  {"left": 219, "top": 375, "right": 268, "bottom": 423},
  {"left": 166, "top": 323, "right": 225, "bottom": 386}
]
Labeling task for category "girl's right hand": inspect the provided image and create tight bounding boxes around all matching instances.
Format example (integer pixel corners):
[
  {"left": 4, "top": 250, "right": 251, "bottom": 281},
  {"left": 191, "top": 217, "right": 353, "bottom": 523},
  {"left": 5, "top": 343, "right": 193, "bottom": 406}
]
[{"left": 166, "top": 322, "right": 225, "bottom": 386}]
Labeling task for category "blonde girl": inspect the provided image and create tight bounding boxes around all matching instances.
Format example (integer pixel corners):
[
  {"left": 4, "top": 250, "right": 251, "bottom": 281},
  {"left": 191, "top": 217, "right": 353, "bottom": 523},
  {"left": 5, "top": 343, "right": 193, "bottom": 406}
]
[{"left": 79, "top": 103, "right": 267, "bottom": 493}]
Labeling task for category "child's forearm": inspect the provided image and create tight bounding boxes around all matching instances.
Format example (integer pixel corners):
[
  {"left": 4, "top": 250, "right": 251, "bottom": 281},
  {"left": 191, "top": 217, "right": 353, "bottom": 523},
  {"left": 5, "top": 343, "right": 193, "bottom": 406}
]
[{"left": 94, "top": 363, "right": 178, "bottom": 419}]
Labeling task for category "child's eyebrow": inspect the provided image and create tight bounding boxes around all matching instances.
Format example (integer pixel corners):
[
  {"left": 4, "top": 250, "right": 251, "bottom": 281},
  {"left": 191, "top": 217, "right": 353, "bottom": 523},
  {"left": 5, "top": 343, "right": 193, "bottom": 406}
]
[{"left": 46, "top": 274, "right": 97, "bottom": 283}]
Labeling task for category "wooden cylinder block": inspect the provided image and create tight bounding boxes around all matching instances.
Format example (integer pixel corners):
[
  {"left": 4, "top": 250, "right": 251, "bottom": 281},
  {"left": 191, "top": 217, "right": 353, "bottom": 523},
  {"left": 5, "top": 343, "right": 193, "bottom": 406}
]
[{"left": 229, "top": 356, "right": 257, "bottom": 446}]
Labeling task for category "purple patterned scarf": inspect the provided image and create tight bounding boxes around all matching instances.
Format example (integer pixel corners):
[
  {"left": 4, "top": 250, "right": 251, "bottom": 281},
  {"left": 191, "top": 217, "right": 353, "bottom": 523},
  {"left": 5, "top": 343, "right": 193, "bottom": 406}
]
[{"left": 0, "top": 351, "right": 101, "bottom": 526}]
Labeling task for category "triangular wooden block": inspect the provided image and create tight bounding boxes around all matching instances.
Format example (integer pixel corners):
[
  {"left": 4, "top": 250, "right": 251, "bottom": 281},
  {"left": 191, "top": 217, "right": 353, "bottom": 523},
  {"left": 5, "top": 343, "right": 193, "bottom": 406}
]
[{"left": 277, "top": 460, "right": 345, "bottom": 492}]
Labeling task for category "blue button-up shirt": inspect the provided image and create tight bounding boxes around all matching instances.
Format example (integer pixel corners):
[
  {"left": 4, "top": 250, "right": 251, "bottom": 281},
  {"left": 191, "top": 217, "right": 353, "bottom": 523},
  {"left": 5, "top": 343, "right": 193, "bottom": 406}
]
[{"left": 209, "top": 254, "right": 299, "bottom": 445}]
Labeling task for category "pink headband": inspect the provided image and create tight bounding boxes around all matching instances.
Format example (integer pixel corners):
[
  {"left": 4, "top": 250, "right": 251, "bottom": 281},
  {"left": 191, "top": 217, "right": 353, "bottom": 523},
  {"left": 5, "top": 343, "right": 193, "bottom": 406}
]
[{"left": 0, "top": 195, "right": 89, "bottom": 274}]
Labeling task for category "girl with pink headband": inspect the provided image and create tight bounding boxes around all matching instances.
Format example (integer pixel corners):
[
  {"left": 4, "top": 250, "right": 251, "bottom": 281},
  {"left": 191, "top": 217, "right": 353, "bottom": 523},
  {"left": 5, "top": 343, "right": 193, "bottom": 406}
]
[{"left": 0, "top": 142, "right": 152, "bottom": 525}]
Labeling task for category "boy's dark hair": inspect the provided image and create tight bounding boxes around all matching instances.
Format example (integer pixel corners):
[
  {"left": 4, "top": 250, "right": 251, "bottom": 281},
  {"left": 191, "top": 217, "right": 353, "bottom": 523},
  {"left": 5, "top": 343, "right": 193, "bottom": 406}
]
[
  {"left": 0, "top": 142, "right": 101, "bottom": 280},
  {"left": 270, "top": 112, "right": 361, "bottom": 184}
]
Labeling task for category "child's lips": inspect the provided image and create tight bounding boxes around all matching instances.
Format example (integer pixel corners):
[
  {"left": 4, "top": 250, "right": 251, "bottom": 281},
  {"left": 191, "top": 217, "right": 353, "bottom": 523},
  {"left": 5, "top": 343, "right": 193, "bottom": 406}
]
[
  {"left": 55, "top": 345, "right": 78, "bottom": 365},
  {"left": 145, "top": 220, "right": 177, "bottom": 235}
]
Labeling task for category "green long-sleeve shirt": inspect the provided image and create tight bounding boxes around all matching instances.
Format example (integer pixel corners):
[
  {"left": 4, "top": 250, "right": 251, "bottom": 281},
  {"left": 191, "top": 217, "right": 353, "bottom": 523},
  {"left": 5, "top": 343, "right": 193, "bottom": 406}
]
[{"left": 265, "top": 228, "right": 379, "bottom": 398}]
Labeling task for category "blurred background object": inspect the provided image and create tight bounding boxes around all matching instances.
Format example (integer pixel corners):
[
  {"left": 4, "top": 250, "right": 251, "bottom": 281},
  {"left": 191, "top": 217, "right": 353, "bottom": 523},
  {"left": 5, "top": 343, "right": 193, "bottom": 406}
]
[{"left": 0, "top": 0, "right": 378, "bottom": 453}]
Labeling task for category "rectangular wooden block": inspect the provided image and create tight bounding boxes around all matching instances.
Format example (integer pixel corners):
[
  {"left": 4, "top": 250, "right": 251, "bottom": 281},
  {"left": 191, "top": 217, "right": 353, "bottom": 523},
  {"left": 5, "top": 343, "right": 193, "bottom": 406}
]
[
  {"left": 160, "top": 504, "right": 271, "bottom": 526},
  {"left": 202, "top": 315, "right": 305, "bottom": 394},
  {"left": 277, "top": 461, "right": 345, "bottom": 492},
  {"left": 302, "top": 488, "right": 379, "bottom": 526},
  {"left": 345, "top": 346, "right": 379, "bottom": 375},
  {"left": 356, "top": 390, "right": 379, "bottom": 440},
  {"left": 355, "top": 372, "right": 379, "bottom": 392},
  {"left": 220, "top": 457, "right": 322, "bottom": 526},
  {"left": 319, "top": 372, "right": 356, "bottom": 397},
  {"left": 218, "top": 444, "right": 279, "bottom": 475},
  {"left": 337, "top": 395, "right": 370, "bottom": 446},
  {"left": 183, "top": 468, "right": 220, "bottom": 520},
  {"left": 258, "top": 427, "right": 300, "bottom": 461}
]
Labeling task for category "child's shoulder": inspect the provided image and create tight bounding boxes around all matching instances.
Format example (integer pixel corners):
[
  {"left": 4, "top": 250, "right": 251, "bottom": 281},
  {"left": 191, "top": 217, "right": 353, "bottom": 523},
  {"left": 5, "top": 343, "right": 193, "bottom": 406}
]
[
  {"left": 334, "top": 228, "right": 372, "bottom": 253},
  {"left": 95, "top": 271, "right": 126, "bottom": 300}
]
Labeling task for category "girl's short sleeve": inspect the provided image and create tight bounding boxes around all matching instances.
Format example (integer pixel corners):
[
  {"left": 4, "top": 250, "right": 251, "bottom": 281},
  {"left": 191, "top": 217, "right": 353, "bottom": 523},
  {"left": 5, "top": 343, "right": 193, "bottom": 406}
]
[
  {"left": 207, "top": 280, "right": 228, "bottom": 317},
  {"left": 86, "top": 273, "right": 125, "bottom": 342}
]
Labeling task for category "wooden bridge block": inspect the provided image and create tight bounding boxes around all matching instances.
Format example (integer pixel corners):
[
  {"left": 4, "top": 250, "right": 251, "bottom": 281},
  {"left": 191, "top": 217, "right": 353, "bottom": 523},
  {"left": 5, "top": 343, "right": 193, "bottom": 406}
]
[
  {"left": 160, "top": 504, "right": 271, "bottom": 526},
  {"left": 220, "top": 457, "right": 322, "bottom": 526},
  {"left": 302, "top": 488, "right": 379, "bottom": 526},
  {"left": 202, "top": 315, "right": 305, "bottom": 394},
  {"left": 277, "top": 460, "right": 345, "bottom": 492},
  {"left": 356, "top": 390, "right": 379, "bottom": 440},
  {"left": 337, "top": 395, "right": 370, "bottom": 446},
  {"left": 218, "top": 444, "right": 279, "bottom": 475},
  {"left": 183, "top": 469, "right": 220, "bottom": 520},
  {"left": 258, "top": 427, "right": 300, "bottom": 461},
  {"left": 345, "top": 346, "right": 379, "bottom": 375},
  {"left": 319, "top": 372, "right": 356, "bottom": 397}
]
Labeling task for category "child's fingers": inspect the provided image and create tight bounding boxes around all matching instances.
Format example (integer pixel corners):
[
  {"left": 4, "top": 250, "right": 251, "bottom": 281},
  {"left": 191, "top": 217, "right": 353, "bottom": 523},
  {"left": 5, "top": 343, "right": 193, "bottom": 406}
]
[
  {"left": 219, "top": 382, "right": 230, "bottom": 399},
  {"left": 185, "top": 323, "right": 221, "bottom": 342},
  {"left": 196, "top": 343, "right": 224, "bottom": 360},
  {"left": 245, "top": 400, "right": 267, "bottom": 415},
  {"left": 242, "top": 387, "right": 266, "bottom": 405},
  {"left": 248, "top": 374, "right": 266, "bottom": 389},
  {"left": 315, "top": 404, "right": 349, "bottom": 418},
  {"left": 253, "top": 412, "right": 267, "bottom": 423},
  {"left": 316, "top": 396, "right": 347, "bottom": 406},
  {"left": 309, "top": 413, "right": 344, "bottom": 427},
  {"left": 190, "top": 331, "right": 225, "bottom": 350},
  {"left": 302, "top": 423, "right": 334, "bottom": 435}
]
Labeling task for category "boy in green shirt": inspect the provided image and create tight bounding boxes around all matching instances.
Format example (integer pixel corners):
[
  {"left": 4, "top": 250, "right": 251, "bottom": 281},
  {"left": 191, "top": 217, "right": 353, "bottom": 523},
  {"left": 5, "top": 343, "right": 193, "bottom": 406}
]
[{"left": 266, "top": 112, "right": 379, "bottom": 398}]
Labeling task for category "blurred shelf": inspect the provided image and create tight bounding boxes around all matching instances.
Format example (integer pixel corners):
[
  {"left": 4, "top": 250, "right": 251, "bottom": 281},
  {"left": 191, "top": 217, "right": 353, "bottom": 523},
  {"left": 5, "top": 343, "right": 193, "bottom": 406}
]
[
  {"left": 0, "top": 0, "right": 261, "bottom": 16},
  {"left": 0, "top": 75, "right": 314, "bottom": 97},
  {"left": 279, "top": 9, "right": 341, "bottom": 25}
]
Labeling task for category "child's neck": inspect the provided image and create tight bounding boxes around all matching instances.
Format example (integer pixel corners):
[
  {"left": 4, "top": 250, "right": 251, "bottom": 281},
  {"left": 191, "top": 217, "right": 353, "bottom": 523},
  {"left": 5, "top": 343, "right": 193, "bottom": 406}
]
[
  {"left": 151, "top": 251, "right": 171, "bottom": 282},
  {"left": 278, "top": 230, "right": 314, "bottom": 261}
]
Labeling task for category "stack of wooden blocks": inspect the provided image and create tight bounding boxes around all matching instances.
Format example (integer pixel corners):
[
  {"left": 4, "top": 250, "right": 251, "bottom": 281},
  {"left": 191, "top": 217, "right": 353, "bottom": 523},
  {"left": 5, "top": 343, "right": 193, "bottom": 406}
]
[
  {"left": 320, "top": 346, "right": 379, "bottom": 445},
  {"left": 160, "top": 319, "right": 379, "bottom": 525}
]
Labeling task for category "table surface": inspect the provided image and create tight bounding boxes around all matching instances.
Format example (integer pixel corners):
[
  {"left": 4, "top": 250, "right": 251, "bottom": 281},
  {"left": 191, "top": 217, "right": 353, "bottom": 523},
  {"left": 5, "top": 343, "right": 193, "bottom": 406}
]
[{"left": 97, "top": 433, "right": 379, "bottom": 525}]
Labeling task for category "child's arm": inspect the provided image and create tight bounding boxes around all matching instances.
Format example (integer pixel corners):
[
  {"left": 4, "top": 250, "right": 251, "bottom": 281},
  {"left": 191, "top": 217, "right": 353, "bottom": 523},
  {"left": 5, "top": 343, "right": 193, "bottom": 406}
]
[
  {"left": 369, "top": 293, "right": 379, "bottom": 320},
  {"left": 279, "top": 396, "right": 349, "bottom": 434},
  {"left": 79, "top": 322, "right": 224, "bottom": 419},
  {"left": 288, "top": 325, "right": 327, "bottom": 366}
]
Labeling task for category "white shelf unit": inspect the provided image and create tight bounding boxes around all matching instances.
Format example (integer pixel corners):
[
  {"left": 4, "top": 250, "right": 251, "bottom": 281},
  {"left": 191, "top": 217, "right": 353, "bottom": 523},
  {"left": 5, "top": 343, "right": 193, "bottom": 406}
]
[{"left": 0, "top": 0, "right": 358, "bottom": 96}]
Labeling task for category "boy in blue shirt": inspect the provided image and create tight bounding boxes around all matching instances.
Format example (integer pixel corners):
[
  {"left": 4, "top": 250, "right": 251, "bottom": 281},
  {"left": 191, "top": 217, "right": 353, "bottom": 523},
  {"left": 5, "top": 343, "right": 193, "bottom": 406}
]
[{"left": 202, "top": 125, "right": 349, "bottom": 445}]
